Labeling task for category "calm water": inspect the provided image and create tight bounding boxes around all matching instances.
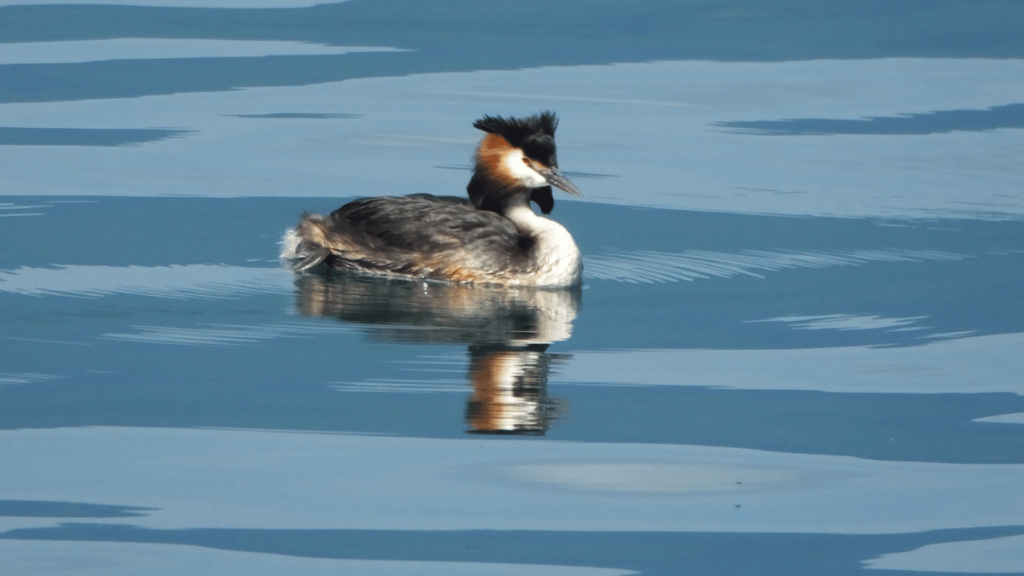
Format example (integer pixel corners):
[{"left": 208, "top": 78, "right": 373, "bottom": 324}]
[{"left": 3, "top": 1, "right": 1024, "bottom": 575}]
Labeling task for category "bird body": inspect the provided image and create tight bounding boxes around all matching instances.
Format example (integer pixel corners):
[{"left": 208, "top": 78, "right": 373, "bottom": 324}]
[{"left": 284, "top": 112, "right": 582, "bottom": 287}]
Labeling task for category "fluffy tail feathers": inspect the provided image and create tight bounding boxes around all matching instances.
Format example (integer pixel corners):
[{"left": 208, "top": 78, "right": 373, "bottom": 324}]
[{"left": 280, "top": 215, "right": 333, "bottom": 272}]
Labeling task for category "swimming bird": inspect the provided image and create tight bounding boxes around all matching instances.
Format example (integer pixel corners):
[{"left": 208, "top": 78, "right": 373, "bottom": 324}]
[{"left": 284, "top": 111, "right": 583, "bottom": 287}]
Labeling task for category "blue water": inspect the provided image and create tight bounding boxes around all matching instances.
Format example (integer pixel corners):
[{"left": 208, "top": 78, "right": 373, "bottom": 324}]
[{"left": 3, "top": 2, "right": 1024, "bottom": 575}]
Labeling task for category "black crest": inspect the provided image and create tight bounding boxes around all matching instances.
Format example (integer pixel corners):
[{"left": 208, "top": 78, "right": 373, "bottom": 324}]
[{"left": 473, "top": 111, "right": 559, "bottom": 166}]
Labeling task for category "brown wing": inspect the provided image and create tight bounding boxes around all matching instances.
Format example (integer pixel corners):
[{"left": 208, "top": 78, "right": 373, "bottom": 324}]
[{"left": 296, "top": 194, "right": 530, "bottom": 280}]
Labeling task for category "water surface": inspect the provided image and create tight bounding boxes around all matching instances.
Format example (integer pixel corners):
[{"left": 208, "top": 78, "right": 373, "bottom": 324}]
[{"left": 2, "top": 1, "right": 1024, "bottom": 575}]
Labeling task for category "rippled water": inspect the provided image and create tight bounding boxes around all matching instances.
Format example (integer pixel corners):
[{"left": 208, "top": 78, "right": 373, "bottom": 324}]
[{"left": 3, "top": 2, "right": 1024, "bottom": 575}]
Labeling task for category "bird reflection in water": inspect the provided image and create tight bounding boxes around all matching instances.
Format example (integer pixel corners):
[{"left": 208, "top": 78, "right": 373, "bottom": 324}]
[
  {"left": 294, "top": 274, "right": 579, "bottom": 435},
  {"left": 465, "top": 344, "right": 566, "bottom": 435}
]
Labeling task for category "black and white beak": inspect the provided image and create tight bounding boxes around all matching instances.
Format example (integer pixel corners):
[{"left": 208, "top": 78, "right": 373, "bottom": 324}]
[{"left": 537, "top": 166, "right": 582, "bottom": 197}]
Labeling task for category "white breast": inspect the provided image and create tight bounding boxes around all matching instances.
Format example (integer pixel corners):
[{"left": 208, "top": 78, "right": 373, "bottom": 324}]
[{"left": 504, "top": 202, "right": 582, "bottom": 287}]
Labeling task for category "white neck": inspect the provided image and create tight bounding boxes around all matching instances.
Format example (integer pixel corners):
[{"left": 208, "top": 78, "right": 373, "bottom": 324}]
[
  {"left": 502, "top": 194, "right": 582, "bottom": 287},
  {"left": 502, "top": 194, "right": 552, "bottom": 234}
]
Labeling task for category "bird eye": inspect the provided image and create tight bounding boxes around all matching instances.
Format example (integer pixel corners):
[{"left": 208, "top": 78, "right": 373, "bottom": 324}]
[{"left": 522, "top": 157, "right": 530, "bottom": 165}]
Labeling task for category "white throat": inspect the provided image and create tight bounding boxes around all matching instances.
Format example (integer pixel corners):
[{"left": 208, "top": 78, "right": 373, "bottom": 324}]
[{"left": 502, "top": 194, "right": 582, "bottom": 287}]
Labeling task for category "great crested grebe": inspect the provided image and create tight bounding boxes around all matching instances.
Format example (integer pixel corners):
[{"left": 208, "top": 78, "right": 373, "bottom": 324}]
[{"left": 283, "top": 111, "right": 583, "bottom": 287}]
